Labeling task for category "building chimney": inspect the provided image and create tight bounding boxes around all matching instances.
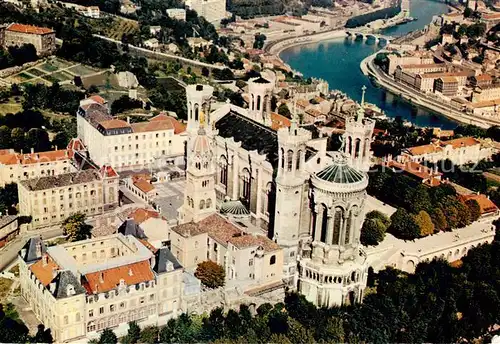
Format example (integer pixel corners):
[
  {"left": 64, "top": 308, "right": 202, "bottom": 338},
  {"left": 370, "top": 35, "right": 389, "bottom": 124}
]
[
  {"left": 55, "top": 145, "right": 58, "bottom": 151},
  {"left": 52, "top": 267, "right": 57, "bottom": 279},
  {"left": 127, "top": 116, "right": 130, "bottom": 124},
  {"left": 42, "top": 254, "right": 48, "bottom": 266},
  {"left": 31, "top": 147, "right": 34, "bottom": 154},
  {"left": 128, "top": 268, "right": 133, "bottom": 276},
  {"left": 99, "top": 272, "right": 104, "bottom": 283},
  {"left": 64, "top": 150, "right": 68, "bottom": 158}
]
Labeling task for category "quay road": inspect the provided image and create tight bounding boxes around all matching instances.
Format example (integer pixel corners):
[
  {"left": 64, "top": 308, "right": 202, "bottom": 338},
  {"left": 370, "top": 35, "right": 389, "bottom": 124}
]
[{"left": 362, "top": 52, "right": 499, "bottom": 128}]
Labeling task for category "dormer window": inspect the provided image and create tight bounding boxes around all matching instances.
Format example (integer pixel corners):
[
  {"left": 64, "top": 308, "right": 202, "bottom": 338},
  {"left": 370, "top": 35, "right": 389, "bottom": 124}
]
[{"left": 67, "top": 284, "right": 75, "bottom": 296}]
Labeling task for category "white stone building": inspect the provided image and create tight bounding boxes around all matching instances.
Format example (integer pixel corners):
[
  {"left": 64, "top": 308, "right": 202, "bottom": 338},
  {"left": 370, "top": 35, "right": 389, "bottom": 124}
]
[
  {"left": 166, "top": 8, "right": 186, "bottom": 21},
  {"left": 400, "top": 137, "right": 496, "bottom": 165},
  {"left": 172, "top": 81, "right": 375, "bottom": 306},
  {"left": 18, "top": 166, "right": 119, "bottom": 230},
  {"left": 185, "top": 0, "right": 226, "bottom": 25},
  {"left": 18, "top": 234, "right": 183, "bottom": 342},
  {"left": 0, "top": 148, "right": 77, "bottom": 187},
  {"left": 77, "top": 97, "right": 187, "bottom": 170}
]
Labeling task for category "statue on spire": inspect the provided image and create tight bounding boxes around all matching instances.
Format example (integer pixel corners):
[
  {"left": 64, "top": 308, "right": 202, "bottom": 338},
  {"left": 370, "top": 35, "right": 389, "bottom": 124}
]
[{"left": 357, "top": 85, "right": 367, "bottom": 122}]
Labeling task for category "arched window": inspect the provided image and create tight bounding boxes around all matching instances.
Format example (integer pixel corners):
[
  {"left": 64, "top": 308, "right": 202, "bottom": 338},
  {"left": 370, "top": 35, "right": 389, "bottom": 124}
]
[
  {"left": 219, "top": 155, "right": 228, "bottom": 187},
  {"left": 355, "top": 138, "right": 361, "bottom": 158},
  {"left": 194, "top": 103, "right": 199, "bottom": 121},
  {"left": 364, "top": 138, "right": 370, "bottom": 157},
  {"left": 280, "top": 148, "right": 285, "bottom": 169},
  {"left": 199, "top": 200, "right": 205, "bottom": 209},
  {"left": 347, "top": 136, "right": 352, "bottom": 155},
  {"left": 344, "top": 210, "right": 352, "bottom": 244},
  {"left": 257, "top": 95, "right": 261, "bottom": 111},
  {"left": 240, "top": 168, "right": 251, "bottom": 206},
  {"left": 287, "top": 150, "right": 293, "bottom": 172},
  {"left": 262, "top": 182, "right": 272, "bottom": 215},
  {"left": 270, "top": 255, "right": 276, "bottom": 265},
  {"left": 251, "top": 94, "right": 255, "bottom": 111},
  {"left": 320, "top": 204, "right": 328, "bottom": 243},
  {"left": 332, "top": 207, "right": 343, "bottom": 245},
  {"left": 206, "top": 198, "right": 212, "bottom": 208},
  {"left": 263, "top": 95, "right": 269, "bottom": 113},
  {"left": 296, "top": 150, "right": 302, "bottom": 171}
]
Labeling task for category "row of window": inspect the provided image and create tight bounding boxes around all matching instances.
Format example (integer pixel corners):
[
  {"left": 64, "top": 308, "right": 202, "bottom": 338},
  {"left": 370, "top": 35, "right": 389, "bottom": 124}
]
[{"left": 113, "top": 141, "right": 173, "bottom": 152}]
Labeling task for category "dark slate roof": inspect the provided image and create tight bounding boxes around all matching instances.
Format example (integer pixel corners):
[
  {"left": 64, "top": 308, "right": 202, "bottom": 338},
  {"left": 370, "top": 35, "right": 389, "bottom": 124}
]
[
  {"left": 20, "top": 237, "right": 46, "bottom": 263},
  {"left": 154, "top": 247, "right": 182, "bottom": 273},
  {"left": 316, "top": 159, "right": 365, "bottom": 184},
  {"left": 51, "top": 270, "right": 86, "bottom": 299},
  {"left": 20, "top": 169, "right": 101, "bottom": 191},
  {"left": 117, "top": 219, "right": 146, "bottom": 239},
  {"left": 215, "top": 111, "right": 279, "bottom": 167},
  {"left": 253, "top": 77, "right": 271, "bottom": 84}
]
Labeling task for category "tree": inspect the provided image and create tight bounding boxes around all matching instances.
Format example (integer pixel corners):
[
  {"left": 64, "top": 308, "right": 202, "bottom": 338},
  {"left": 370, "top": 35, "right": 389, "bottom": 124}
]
[
  {"left": 201, "top": 67, "right": 209, "bottom": 77},
  {"left": 465, "top": 199, "right": 481, "bottom": 223},
  {"left": 139, "top": 326, "right": 159, "bottom": 343},
  {"left": 361, "top": 218, "right": 386, "bottom": 246},
  {"left": 25, "top": 128, "right": 50, "bottom": 152},
  {"left": 51, "top": 132, "right": 70, "bottom": 150},
  {"left": 430, "top": 208, "right": 448, "bottom": 232},
  {"left": 410, "top": 185, "right": 432, "bottom": 213},
  {"left": 32, "top": 324, "right": 53, "bottom": 343},
  {"left": 10, "top": 127, "right": 25, "bottom": 152},
  {"left": 414, "top": 210, "right": 434, "bottom": 237},
  {"left": 87, "top": 85, "right": 100, "bottom": 94},
  {"left": 98, "top": 328, "right": 117, "bottom": 344},
  {"left": 286, "top": 318, "right": 314, "bottom": 344},
  {"left": 125, "top": 321, "right": 141, "bottom": 344},
  {"left": 365, "top": 210, "right": 390, "bottom": 227},
  {"left": 62, "top": 213, "right": 93, "bottom": 242},
  {"left": 389, "top": 208, "right": 419, "bottom": 240},
  {"left": 111, "top": 95, "right": 143, "bottom": 115},
  {"left": 464, "top": 7, "right": 473, "bottom": 17},
  {"left": 277, "top": 103, "right": 291, "bottom": 118},
  {"left": 195, "top": 261, "right": 225, "bottom": 288}
]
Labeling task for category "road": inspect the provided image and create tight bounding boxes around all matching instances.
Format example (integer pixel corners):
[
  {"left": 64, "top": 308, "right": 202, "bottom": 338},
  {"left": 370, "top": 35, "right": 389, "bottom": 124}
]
[
  {"left": 94, "top": 35, "right": 224, "bottom": 71},
  {"left": 0, "top": 226, "right": 63, "bottom": 271}
]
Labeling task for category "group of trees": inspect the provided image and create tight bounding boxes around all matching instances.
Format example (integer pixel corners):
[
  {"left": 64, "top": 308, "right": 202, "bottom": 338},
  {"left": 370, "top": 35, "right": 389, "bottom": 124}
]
[
  {"left": 22, "top": 83, "right": 83, "bottom": 114},
  {"left": 253, "top": 34, "right": 267, "bottom": 49},
  {"left": 360, "top": 210, "right": 390, "bottom": 245},
  {"left": 0, "top": 303, "right": 53, "bottom": 343},
  {"left": 228, "top": 0, "right": 285, "bottom": 19},
  {"left": 345, "top": 4, "right": 401, "bottom": 28},
  {"left": 90, "top": 232, "right": 500, "bottom": 343},
  {"left": 368, "top": 167, "right": 481, "bottom": 240},
  {"left": 0, "top": 44, "right": 38, "bottom": 70},
  {"left": 111, "top": 95, "right": 144, "bottom": 115},
  {"left": 62, "top": 212, "right": 93, "bottom": 242}
]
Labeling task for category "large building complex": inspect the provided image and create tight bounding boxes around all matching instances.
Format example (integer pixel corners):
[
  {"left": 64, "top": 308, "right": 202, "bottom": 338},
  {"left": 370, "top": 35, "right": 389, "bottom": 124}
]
[
  {"left": 77, "top": 96, "right": 187, "bottom": 170},
  {"left": 0, "top": 148, "right": 76, "bottom": 187},
  {"left": 18, "top": 167, "right": 119, "bottom": 230},
  {"left": 19, "top": 234, "right": 183, "bottom": 342},
  {"left": 185, "top": 0, "right": 226, "bottom": 25},
  {"left": 1, "top": 23, "right": 56, "bottom": 56},
  {"left": 173, "top": 82, "right": 374, "bottom": 306}
]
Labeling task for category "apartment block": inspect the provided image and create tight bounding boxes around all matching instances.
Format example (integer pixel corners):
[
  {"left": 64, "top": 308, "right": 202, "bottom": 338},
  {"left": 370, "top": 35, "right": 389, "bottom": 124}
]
[{"left": 19, "top": 234, "right": 183, "bottom": 342}]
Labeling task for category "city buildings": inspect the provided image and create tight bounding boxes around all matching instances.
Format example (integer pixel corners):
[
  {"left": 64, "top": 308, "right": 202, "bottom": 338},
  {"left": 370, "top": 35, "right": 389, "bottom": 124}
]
[
  {"left": 0, "top": 148, "right": 76, "bottom": 187},
  {"left": 19, "top": 234, "right": 183, "bottom": 342},
  {"left": 18, "top": 166, "right": 119, "bottom": 230},
  {"left": 77, "top": 97, "right": 187, "bottom": 170},
  {"left": 399, "top": 137, "right": 495, "bottom": 165},
  {"left": 1, "top": 23, "right": 56, "bottom": 56},
  {"left": 166, "top": 8, "right": 186, "bottom": 21},
  {"left": 185, "top": 0, "right": 226, "bottom": 25}
]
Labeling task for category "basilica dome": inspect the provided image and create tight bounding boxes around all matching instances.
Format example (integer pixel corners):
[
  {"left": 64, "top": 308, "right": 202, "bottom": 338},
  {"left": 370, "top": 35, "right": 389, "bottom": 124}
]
[{"left": 312, "top": 152, "right": 368, "bottom": 192}]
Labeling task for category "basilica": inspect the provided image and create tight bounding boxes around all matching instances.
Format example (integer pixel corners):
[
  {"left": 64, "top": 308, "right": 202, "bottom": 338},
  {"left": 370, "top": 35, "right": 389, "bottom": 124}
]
[{"left": 178, "top": 79, "right": 375, "bottom": 307}]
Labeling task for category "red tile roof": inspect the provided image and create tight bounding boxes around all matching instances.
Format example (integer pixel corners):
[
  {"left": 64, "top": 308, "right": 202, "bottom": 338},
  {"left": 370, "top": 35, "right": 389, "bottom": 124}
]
[
  {"left": 99, "top": 119, "right": 131, "bottom": 130},
  {"left": 270, "top": 112, "right": 291, "bottom": 130},
  {"left": 199, "top": 214, "right": 242, "bottom": 245},
  {"left": 229, "top": 233, "right": 280, "bottom": 253},
  {"left": 89, "top": 95, "right": 106, "bottom": 105},
  {"left": 7, "top": 23, "right": 54, "bottom": 35},
  {"left": 83, "top": 260, "right": 154, "bottom": 294},
  {"left": 131, "top": 115, "right": 186, "bottom": 134},
  {"left": 134, "top": 179, "right": 155, "bottom": 193},
  {"left": 30, "top": 255, "right": 59, "bottom": 286},
  {"left": 100, "top": 165, "right": 118, "bottom": 178},
  {"left": 0, "top": 149, "right": 72, "bottom": 166},
  {"left": 460, "top": 194, "right": 499, "bottom": 215},
  {"left": 128, "top": 208, "right": 161, "bottom": 224}
]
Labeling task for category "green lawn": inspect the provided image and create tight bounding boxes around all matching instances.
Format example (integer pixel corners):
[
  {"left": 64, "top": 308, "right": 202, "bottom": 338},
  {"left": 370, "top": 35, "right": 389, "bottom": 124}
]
[
  {"left": 26, "top": 68, "right": 46, "bottom": 77},
  {"left": 68, "top": 65, "right": 98, "bottom": 76},
  {"left": 39, "top": 62, "right": 59, "bottom": 73}
]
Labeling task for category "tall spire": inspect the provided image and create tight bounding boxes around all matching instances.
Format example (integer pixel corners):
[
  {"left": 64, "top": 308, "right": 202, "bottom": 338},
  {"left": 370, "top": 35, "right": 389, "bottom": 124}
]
[{"left": 357, "top": 85, "right": 366, "bottom": 122}]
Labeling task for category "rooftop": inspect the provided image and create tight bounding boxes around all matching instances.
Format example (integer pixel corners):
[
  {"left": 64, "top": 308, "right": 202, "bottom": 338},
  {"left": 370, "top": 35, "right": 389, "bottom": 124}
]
[
  {"left": 459, "top": 194, "right": 499, "bottom": 215},
  {"left": 0, "top": 149, "right": 72, "bottom": 166},
  {"left": 316, "top": 154, "right": 366, "bottom": 184},
  {"left": 405, "top": 137, "right": 479, "bottom": 156},
  {"left": 20, "top": 169, "right": 101, "bottom": 191},
  {"left": 7, "top": 23, "right": 54, "bottom": 35}
]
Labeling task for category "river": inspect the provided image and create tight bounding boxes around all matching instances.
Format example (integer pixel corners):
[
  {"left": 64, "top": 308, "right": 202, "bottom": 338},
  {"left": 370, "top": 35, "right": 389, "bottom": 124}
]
[{"left": 280, "top": 0, "right": 458, "bottom": 129}]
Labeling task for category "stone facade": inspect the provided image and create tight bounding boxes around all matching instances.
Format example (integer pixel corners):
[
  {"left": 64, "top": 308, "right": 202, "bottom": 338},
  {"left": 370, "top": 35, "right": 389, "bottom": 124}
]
[{"left": 3, "top": 23, "right": 56, "bottom": 56}]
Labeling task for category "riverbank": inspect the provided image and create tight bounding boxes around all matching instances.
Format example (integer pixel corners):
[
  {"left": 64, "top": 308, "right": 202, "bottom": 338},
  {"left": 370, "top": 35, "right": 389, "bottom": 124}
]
[
  {"left": 361, "top": 52, "right": 496, "bottom": 128},
  {"left": 265, "top": 29, "right": 347, "bottom": 55}
]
